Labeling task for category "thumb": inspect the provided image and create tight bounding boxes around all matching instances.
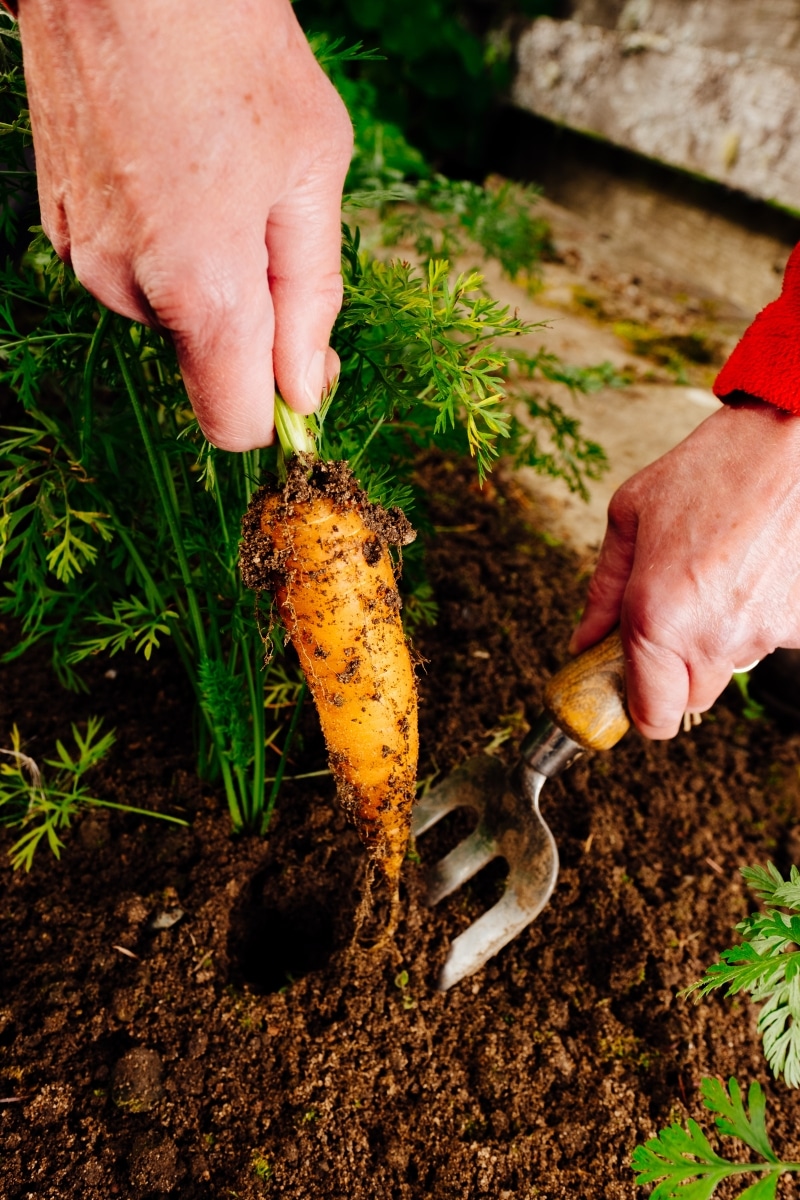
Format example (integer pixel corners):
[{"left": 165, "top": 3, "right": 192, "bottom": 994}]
[
  {"left": 570, "top": 492, "right": 638, "bottom": 655},
  {"left": 267, "top": 161, "right": 349, "bottom": 416}
]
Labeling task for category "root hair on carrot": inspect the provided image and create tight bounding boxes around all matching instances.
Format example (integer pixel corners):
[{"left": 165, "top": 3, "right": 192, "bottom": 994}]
[
  {"left": 252, "top": 591, "right": 277, "bottom": 667},
  {"left": 350, "top": 863, "right": 403, "bottom": 952}
]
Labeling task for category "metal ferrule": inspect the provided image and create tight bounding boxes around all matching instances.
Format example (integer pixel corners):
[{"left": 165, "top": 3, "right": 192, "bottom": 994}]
[{"left": 518, "top": 712, "right": 584, "bottom": 779}]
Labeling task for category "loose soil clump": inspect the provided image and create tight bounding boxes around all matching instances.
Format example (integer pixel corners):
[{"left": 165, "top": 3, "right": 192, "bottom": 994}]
[{"left": 1, "top": 454, "right": 799, "bottom": 1199}]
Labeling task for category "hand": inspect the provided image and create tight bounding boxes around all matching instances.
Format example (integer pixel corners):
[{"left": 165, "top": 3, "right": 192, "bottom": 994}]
[
  {"left": 17, "top": 0, "right": 353, "bottom": 450},
  {"left": 570, "top": 398, "right": 800, "bottom": 738}
]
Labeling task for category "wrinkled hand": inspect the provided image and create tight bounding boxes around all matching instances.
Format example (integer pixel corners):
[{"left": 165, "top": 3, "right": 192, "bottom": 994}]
[
  {"left": 18, "top": 0, "right": 353, "bottom": 450},
  {"left": 570, "top": 398, "right": 800, "bottom": 738}
]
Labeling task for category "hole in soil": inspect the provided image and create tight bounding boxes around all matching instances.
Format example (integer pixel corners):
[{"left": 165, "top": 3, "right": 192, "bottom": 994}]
[
  {"left": 229, "top": 864, "right": 358, "bottom": 994},
  {"left": 0, "top": 1073, "right": 21, "bottom": 1098},
  {"left": 235, "top": 899, "right": 336, "bottom": 992}
]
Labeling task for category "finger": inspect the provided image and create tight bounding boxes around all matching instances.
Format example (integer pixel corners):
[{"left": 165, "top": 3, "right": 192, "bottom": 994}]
[
  {"left": 70, "top": 241, "right": 158, "bottom": 326},
  {"left": 138, "top": 243, "right": 277, "bottom": 452},
  {"left": 685, "top": 662, "right": 744, "bottom": 715},
  {"left": 622, "top": 624, "right": 690, "bottom": 739},
  {"left": 267, "top": 138, "right": 352, "bottom": 415},
  {"left": 39, "top": 193, "right": 72, "bottom": 266},
  {"left": 569, "top": 492, "right": 639, "bottom": 655}
]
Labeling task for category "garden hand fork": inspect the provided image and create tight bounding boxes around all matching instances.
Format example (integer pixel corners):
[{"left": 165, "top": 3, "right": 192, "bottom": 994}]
[{"left": 412, "top": 631, "right": 629, "bottom": 990}]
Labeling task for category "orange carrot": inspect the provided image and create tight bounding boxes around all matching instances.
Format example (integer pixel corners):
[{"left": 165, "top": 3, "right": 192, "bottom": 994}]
[{"left": 240, "top": 459, "right": 418, "bottom": 886}]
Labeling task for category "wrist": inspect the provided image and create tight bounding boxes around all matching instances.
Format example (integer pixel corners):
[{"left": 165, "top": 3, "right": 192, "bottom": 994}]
[
  {"left": 721, "top": 390, "right": 788, "bottom": 412},
  {"left": 709, "top": 390, "right": 800, "bottom": 473}
]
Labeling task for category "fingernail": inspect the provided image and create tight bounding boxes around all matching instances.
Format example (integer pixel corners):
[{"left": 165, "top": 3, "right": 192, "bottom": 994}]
[{"left": 305, "top": 349, "right": 327, "bottom": 410}]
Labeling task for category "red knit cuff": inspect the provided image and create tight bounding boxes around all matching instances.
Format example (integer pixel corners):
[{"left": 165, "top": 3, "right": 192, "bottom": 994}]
[{"left": 714, "top": 242, "right": 800, "bottom": 415}]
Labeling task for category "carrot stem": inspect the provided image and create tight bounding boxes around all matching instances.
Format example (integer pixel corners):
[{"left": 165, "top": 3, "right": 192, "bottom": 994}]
[
  {"left": 261, "top": 680, "right": 307, "bottom": 835},
  {"left": 242, "top": 648, "right": 266, "bottom": 828},
  {"left": 79, "top": 305, "right": 112, "bottom": 463},
  {"left": 274, "top": 394, "right": 316, "bottom": 480}
]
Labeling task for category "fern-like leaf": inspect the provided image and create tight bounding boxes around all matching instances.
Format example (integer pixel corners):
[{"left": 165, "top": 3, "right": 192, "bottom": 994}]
[
  {"left": 688, "top": 863, "right": 800, "bottom": 1088},
  {"left": 632, "top": 1079, "right": 800, "bottom": 1199}
]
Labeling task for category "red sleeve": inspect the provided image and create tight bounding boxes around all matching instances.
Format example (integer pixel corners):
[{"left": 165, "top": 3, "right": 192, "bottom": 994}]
[{"left": 714, "top": 243, "right": 800, "bottom": 413}]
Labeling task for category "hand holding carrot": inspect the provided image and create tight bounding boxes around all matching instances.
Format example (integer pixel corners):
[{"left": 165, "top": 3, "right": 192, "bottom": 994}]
[
  {"left": 571, "top": 398, "right": 800, "bottom": 738},
  {"left": 16, "top": 0, "right": 352, "bottom": 450}
]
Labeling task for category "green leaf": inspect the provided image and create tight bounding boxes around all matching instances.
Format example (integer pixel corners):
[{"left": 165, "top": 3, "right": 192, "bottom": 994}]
[
  {"left": 690, "top": 864, "right": 800, "bottom": 1087},
  {"left": 631, "top": 1117, "right": 733, "bottom": 1200},
  {"left": 737, "top": 1175, "right": 779, "bottom": 1200},
  {"left": 700, "top": 1078, "right": 777, "bottom": 1163},
  {"left": 632, "top": 1079, "right": 800, "bottom": 1199},
  {"left": 0, "top": 720, "right": 184, "bottom": 870},
  {"left": 741, "top": 863, "right": 797, "bottom": 906},
  {"left": 66, "top": 597, "right": 179, "bottom": 662},
  {"left": 198, "top": 656, "right": 253, "bottom": 773},
  {"left": 757, "top": 976, "right": 800, "bottom": 1089}
]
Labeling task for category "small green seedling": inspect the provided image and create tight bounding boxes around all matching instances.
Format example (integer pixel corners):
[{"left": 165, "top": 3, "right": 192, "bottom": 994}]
[
  {"left": 251, "top": 1153, "right": 272, "bottom": 1181},
  {"left": 394, "top": 968, "right": 416, "bottom": 1010},
  {"left": 632, "top": 1076, "right": 800, "bottom": 1198},
  {"left": 0, "top": 718, "right": 187, "bottom": 870},
  {"left": 731, "top": 671, "right": 767, "bottom": 721},
  {"left": 686, "top": 863, "right": 800, "bottom": 1088}
]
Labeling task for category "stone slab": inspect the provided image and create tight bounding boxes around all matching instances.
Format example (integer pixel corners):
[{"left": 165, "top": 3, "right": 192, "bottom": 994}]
[
  {"left": 474, "top": 249, "right": 722, "bottom": 557},
  {"left": 513, "top": 16, "right": 800, "bottom": 211}
]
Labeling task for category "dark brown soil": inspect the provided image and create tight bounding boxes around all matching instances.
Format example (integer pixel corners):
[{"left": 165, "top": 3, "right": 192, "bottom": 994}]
[{"left": 2, "top": 455, "right": 800, "bottom": 1199}]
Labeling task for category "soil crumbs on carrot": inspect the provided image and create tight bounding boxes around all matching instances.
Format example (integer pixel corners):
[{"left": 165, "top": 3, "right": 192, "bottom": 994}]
[
  {"left": 1, "top": 454, "right": 800, "bottom": 1200},
  {"left": 239, "top": 457, "right": 415, "bottom": 596}
]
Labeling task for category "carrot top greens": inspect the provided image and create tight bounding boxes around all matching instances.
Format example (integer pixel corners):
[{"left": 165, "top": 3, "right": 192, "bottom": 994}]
[{"left": 0, "top": 14, "right": 611, "bottom": 850}]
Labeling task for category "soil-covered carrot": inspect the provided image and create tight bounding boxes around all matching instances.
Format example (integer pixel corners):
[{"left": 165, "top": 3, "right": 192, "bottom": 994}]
[{"left": 239, "top": 453, "right": 419, "bottom": 886}]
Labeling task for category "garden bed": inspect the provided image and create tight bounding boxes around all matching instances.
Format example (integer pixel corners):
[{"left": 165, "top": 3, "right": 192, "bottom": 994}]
[{"left": 1, "top": 454, "right": 799, "bottom": 1199}]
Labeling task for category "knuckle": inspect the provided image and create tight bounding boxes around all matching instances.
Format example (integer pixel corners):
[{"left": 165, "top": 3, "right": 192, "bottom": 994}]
[
  {"left": 312, "top": 77, "right": 355, "bottom": 161},
  {"left": 329, "top": 97, "right": 355, "bottom": 162},
  {"left": 269, "top": 271, "right": 344, "bottom": 328},
  {"left": 624, "top": 602, "right": 684, "bottom": 662},
  {"left": 625, "top": 597, "right": 735, "bottom": 676},
  {"left": 606, "top": 484, "right": 637, "bottom": 534},
  {"left": 314, "top": 273, "right": 345, "bottom": 317},
  {"left": 299, "top": 91, "right": 353, "bottom": 182},
  {"left": 582, "top": 571, "right": 611, "bottom": 612},
  {"left": 138, "top": 253, "right": 258, "bottom": 342},
  {"left": 68, "top": 242, "right": 145, "bottom": 323},
  {"left": 68, "top": 243, "right": 108, "bottom": 298}
]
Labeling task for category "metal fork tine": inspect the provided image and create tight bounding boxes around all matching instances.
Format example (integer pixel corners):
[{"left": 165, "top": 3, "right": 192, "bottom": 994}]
[
  {"left": 411, "top": 789, "right": 470, "bottom": 838},
  {"left": 412, "top": 755, "right": 507, "bottom": 838},
  {"left": 437, "top": 880, "right": 556, "bottom": 992},
  {"left": 411, "top": 639, "right": 629, "bottom": 988},
  {"left": 412, "top": 748, "right": 561, "bottom": 990},
  {"left": 422, "top": 825, "right": 498, "bottom": 906}
]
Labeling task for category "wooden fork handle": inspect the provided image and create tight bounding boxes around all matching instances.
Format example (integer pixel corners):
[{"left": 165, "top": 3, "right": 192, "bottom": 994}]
[{"left": 543, "top": 629, "right": 629, "bottom": 751}]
